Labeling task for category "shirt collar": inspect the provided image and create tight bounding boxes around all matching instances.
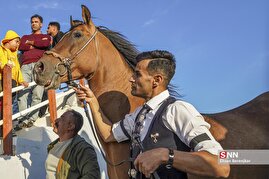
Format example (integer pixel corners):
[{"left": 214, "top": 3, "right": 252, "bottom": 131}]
[{"left": 146, "top": 90, "right": 170, "bottom": 110}]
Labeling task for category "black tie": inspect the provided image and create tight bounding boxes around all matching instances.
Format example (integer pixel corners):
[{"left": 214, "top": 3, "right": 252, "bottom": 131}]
[
  {"left": 132, "top": 104, "right": 161, "bottom": 179},
  {"left": 133, "top": 104, "right": 151, "bottom": 140}
]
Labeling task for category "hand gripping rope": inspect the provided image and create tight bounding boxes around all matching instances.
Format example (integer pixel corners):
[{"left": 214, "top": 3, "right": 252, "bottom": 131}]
[
  {"left": 69, "top": 82, "right": 133, "bottom": 166},
  {"left": 69, "top": 82, "right": 160, "bottom": 179}
]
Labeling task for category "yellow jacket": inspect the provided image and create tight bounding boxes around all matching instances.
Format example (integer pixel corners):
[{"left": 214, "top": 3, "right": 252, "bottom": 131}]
[{"left": 0, "top": 45, "right": 24, "bottom": 85}]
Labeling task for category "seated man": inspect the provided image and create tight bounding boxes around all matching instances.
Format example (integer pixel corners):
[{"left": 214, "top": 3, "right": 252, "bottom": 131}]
[{"left": 45, "top": 109, "right": 100, "bottom": 179}]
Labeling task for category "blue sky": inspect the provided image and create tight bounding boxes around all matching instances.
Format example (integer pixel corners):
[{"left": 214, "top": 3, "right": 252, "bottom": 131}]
[{"left": 1, "top": 0, "right": 268, "bottom": 113}]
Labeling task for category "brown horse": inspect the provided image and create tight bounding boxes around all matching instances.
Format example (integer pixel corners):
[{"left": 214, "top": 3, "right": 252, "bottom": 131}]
[
  {"left": 34, "top": 5, "right": 142, "bottom": 178},
  {"left": 190, "top": 92, "right": 269, "bottom": 179},
  {"left": 33, "top": 5, "right": 269, "bottom": 179}
]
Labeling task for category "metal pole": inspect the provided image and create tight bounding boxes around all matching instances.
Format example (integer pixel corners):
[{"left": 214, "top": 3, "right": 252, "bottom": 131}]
[
  {"left": 0, "top": 81, "right": 36, "bottom": 98},
  {"left": 48, "top": 89, "right": 57, "bottom": 125},
  {"left": 0, "top": 88, "right": 75, "bottom": 124},
  {"left": 3, "top": 65, "right": 13, "bottom": 155}
]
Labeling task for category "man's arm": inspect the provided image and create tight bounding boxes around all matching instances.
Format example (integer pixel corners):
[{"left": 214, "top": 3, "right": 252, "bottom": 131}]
[
  {"left": 18, "top": 36, "right": 31, "bottom": 51},
  {"left": 78, "top": 143, "right": 101, "bottom": 179},
  {"left": 31, "top": 35, "right": 51, "bottom": 49},
  {"left": 75, "top": 85, "right": 116, "bottom": 142},
  {"left": 134, "top": 101, "right": 230, "bottom": 178},
  {"left": 134, "top": 148, "right": 230, "bottom": 178}
]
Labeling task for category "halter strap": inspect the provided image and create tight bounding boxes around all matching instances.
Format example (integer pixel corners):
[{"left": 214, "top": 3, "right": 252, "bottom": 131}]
[
  {"left": 44, "top": 28, "right": 98, "bottom": 62},
  {"left": 44, "top": 28, "right": 98, "bottom": 84}
]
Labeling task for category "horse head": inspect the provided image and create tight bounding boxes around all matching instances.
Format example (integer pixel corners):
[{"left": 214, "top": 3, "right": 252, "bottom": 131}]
[
  {"left": 34, "top": 6, "right": 141, "bottom": 178},
  {"left": 34, "top": 5, "right": 99, "bottom": 89}
]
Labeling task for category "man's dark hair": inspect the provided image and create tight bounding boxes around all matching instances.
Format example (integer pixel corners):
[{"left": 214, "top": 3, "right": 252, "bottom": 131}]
[
  {"left": 136, "top": 50, "right": 176, "bottom": 86},
  {"left": 49, "top": 21, "right": 61, "bottom": 30},
  {"left": 68, "top": 109, "right": 84, "bottom": 133},
  {"left": 31, "top": 14, "right": 43, "bottom": 23}
]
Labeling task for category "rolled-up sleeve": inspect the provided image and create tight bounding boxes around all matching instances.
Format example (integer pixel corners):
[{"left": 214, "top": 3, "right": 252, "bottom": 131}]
[
  {"left": 165, "top": 101, "right": 223, "bottom": 155},
  {"left": 112, "top": 108, "right": 140, "bottom": 143}
]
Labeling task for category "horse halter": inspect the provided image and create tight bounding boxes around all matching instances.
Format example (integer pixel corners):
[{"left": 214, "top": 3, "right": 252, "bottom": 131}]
[{"left": 44, "top": 28, "right": 98, "bottom": 85}]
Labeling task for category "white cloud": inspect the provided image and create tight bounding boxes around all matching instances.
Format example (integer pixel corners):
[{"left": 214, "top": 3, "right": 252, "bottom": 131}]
[
  {"left": 33, "top": 2, "right": 59, "bottom": 10},
  {"left": 143, "top": 19, "right": 155, "bottom": 27}
]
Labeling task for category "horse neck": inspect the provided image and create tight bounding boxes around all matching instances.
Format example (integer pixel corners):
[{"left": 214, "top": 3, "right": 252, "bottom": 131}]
[
  {"left": 88, "top": 33, "right": 143, "bottom": 122},
  {"left": 90, "top": 33, "right": 132, "bottom": 95}
]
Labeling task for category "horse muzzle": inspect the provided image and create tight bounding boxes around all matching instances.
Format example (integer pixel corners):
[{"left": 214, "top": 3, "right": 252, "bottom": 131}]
[{"left": 33, "top": 61, "right": 61, "bottom": 89}]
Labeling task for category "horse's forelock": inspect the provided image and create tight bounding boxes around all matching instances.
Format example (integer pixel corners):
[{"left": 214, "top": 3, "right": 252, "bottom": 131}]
[{"left": 69, "top": 20, "right": 84, "bottom": 31}]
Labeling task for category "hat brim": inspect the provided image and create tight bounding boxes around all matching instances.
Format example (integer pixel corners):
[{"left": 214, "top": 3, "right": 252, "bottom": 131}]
[{"left": 1, "top": 37, "right": 20, "bottom": 45}]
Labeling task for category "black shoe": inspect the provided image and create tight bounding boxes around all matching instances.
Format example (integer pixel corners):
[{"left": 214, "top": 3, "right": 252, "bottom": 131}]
[
  {"left": 18, "top": 121, "right": 28, "bottom": 128},
  {"left": 26, "top": 120, "right": 35, "bottom": 128},
  {"left": 13, "top": 125, "right": 23, "bottom": 131}
]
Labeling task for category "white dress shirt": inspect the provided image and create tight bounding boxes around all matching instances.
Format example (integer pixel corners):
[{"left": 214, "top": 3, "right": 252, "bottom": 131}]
[{"left": 112, "top": 90, "right": 223, "bottom": 155}]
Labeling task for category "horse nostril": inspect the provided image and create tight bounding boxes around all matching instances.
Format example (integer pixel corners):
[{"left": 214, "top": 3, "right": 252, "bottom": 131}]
[{"left": 35, "top": 61, "right": 45, "bottom": 73}]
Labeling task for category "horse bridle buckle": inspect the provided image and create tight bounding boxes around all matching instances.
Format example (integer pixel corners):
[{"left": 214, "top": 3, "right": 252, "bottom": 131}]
[{"left": 63, "top": 57, "right": 70, "bottom": 64}]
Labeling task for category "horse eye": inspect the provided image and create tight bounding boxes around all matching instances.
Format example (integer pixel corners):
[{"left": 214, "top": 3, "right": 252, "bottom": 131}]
[{"left": 73, "top": 32, "right": 82, "bottom": 38}]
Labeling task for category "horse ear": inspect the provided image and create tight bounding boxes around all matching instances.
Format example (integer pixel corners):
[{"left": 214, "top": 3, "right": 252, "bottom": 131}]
[
  {"left": 81, "top": 5, "right": 91, "bottom": 26},
  {"left": 70, "top": 15, "right": 75, "bottom": 28}
]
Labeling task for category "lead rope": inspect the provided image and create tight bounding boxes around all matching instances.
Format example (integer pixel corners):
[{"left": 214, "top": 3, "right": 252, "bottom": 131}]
[
  {"left": 70, "top": 83, "right": 160, "bottom": 179},
  {"left": 61, "top": 27, "right": 159, "bottom": 178},
  {"left": 71, "top": 83, "right": 134, "bottom": 167}
]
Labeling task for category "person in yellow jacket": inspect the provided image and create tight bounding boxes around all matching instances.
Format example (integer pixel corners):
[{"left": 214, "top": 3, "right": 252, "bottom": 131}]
[
  {"left": 0, "top": 30, "right": 28, "bottom": 119},
  {"left": 0, "top": 30, "right": 28, "bottom": 89}
]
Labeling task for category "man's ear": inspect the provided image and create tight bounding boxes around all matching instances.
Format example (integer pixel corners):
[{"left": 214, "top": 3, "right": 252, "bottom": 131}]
[
  {"left": 153, "top": 74, "right": 163, "bottom": 88},
  {"left": 68, "top": 122, "right": 75, "bottom": 131}
]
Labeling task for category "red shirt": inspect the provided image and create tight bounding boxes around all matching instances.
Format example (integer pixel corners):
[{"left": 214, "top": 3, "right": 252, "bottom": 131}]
[{"left": 19, "top": 33, "right": 51, "bottom": 65}]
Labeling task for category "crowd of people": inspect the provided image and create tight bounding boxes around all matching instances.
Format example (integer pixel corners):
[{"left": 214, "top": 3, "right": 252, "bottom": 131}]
[
  {"left": 0, "top": 13, "right": 230, "bottom": 179},
  {"left": 0, "top": 14, "right": 75, "bottom": 129},
  {"left": 0, "top": 14, "right": 101, "bottom": 179}
]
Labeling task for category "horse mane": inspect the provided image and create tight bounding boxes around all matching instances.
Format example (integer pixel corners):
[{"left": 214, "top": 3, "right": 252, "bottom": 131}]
[
  {"left": 97, "top": 26, "right": 138, "bottom": 69},
  {"left": 168, "top": 84, "right": 182, "bottom": 99},
  {"left": 98, "top": 26, "right": 181, "bottom": 98},
  {"left": 97, "top": 26, "right": 181, "bottom": 98}
]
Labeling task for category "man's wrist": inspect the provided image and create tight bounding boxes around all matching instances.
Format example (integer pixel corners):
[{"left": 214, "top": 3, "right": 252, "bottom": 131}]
[{"left": 165, "top": 148, "right": 174, "bottom": 169}]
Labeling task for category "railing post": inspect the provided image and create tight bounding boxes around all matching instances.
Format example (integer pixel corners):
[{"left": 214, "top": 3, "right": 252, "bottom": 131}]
[
  {"left": 78, "top": 79, "right": 85, "bottom": 107},
  {"left": 79, "top": 79, "right": 85, "bottom": 86},
  {"left": 48, "top": 89, "right": 57, "bottom": 125},
  {"left": 3, "top": 65, "right": 13, "bottom": 155}
]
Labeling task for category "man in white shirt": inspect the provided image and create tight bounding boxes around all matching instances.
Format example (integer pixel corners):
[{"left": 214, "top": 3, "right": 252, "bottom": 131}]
[{"left": 75, "top": 50, "right": 230, "bottom": 178}]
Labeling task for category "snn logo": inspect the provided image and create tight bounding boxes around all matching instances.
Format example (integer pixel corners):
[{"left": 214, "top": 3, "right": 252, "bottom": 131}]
[
  {"left": 227, "top": 152, "right": 239, "bottom": 158},
  {"left": 220, "top": 151, "right": 239, "bottom": 159}
]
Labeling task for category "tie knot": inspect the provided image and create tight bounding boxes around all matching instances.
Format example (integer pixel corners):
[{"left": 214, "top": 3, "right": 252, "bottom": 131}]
[
  {"left": 132, "top": 104, "right": 151, "bottom": 142},
  {"left": 142, "top": 104, "right": 151, "bottom": 113},
  {"left": 137, "top": 105, "right": 151, "bottom": 122}
]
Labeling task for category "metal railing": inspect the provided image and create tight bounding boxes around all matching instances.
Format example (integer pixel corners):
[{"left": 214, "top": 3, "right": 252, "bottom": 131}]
[{"left": 0, "top": 65, "right": 78, "bottom": 155}]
